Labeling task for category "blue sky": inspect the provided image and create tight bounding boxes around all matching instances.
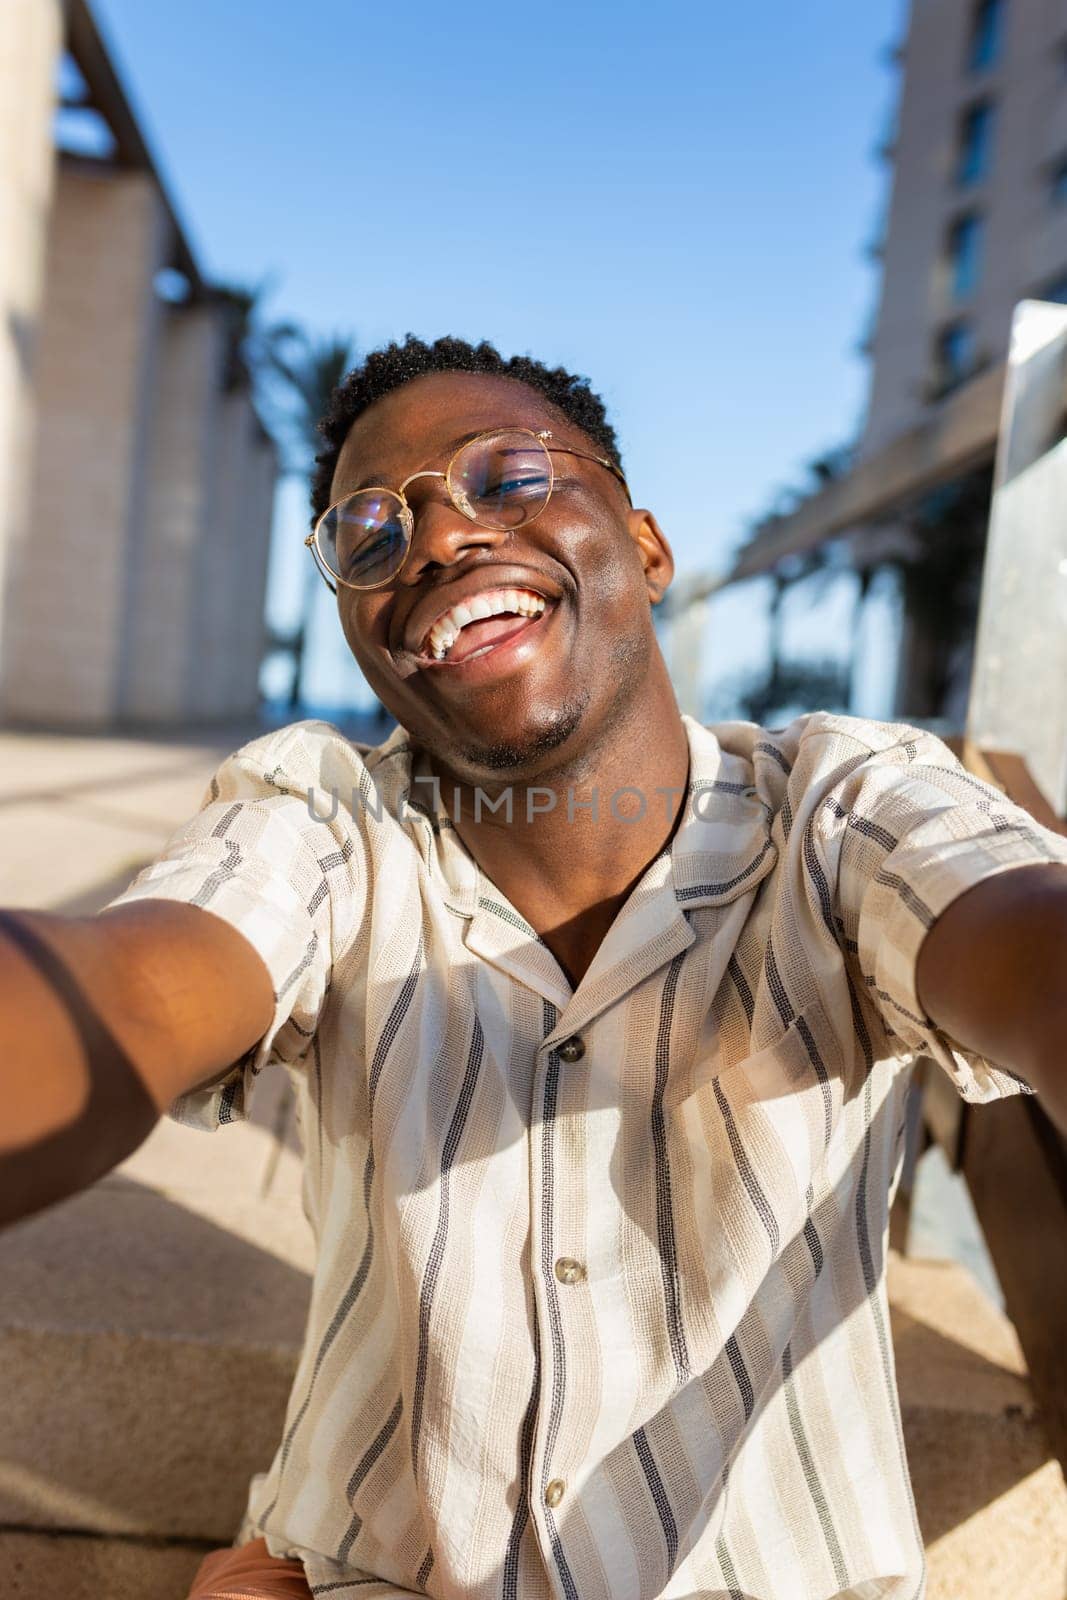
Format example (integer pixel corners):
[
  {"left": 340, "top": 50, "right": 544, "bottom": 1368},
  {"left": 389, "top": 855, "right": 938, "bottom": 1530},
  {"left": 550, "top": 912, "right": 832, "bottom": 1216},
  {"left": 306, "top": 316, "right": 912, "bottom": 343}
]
[{"left": 91, "top": 0, "right": 903, "bottom": 714}]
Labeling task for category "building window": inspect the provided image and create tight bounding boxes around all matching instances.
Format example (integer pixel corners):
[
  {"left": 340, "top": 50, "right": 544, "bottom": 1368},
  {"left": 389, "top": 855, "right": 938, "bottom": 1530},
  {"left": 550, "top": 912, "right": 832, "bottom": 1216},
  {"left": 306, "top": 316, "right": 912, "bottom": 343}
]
[
  {"left": 956, "top": 101, "right": 996, "bottom": 185},
  {"left": 968, "top": 0, "right": 1006, "bottom": 72},
  {"left": 947, "top": 213, "right": 985, "bottom": 298},
  {"left": 1051, "top": 156, "right": 1067, "bottom": 205},
  {"left": 934, "top": 323, "right": 977, "bottom": 394}
]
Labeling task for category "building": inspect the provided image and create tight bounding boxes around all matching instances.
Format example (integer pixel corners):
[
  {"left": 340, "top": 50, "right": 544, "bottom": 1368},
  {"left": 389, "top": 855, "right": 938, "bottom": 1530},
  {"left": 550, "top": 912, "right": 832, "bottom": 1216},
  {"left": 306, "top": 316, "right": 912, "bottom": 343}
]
[
  {"left": 0, "top": 0, "right": 278, "bottom": 728},
  {"left": 679, "top": 0, "right": 1067, "bottom": 727},
  {"left": 863, "top": 0, "right": 1067, "bottom": 455}
]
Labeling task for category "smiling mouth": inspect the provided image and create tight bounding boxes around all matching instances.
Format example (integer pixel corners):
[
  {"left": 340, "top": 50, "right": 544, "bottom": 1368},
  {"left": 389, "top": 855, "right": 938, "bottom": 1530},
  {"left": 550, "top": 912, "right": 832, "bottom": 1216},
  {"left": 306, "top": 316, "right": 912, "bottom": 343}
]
[{"left": 420, "top": 587, "right": 550, "bottom": 665}]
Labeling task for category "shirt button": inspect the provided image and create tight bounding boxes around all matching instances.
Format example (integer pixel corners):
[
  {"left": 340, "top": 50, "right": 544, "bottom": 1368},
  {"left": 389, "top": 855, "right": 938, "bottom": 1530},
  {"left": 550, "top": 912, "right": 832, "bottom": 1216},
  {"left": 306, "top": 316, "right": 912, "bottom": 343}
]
[
  {"left": 554, "top": 1257, "right": 586, "bottom": 1285},
  {"left": 557, "top": 1035, "right": 585, "bottom": 1062},
  {"left": 544, "top": 1478, "right": 566, "bottom": 1508}
]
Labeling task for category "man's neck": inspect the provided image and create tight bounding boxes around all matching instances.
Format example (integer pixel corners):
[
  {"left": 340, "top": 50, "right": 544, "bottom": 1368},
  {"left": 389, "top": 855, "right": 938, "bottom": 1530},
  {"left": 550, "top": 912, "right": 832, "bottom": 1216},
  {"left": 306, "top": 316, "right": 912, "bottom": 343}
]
[{"left": 426, "top": 679, "right": 690, "bottom": 988}]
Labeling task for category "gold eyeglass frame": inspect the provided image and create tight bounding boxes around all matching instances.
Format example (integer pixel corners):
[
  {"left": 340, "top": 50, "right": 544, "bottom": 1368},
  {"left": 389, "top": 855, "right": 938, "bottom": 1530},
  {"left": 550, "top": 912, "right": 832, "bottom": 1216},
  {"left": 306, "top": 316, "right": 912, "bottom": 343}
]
[{"left": 304, "top": 427, "right": 632, "bottom": 593}]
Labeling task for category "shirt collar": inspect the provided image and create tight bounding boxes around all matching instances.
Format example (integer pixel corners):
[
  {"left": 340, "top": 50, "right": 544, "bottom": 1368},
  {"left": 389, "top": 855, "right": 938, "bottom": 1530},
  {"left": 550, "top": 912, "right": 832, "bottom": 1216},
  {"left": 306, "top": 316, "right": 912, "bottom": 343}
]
[
  {"left": 668, "top": 714, "right": 778, "bottom": 909},
  {"left": 375, "top": 713, "right": 777, "bottom": 919}
]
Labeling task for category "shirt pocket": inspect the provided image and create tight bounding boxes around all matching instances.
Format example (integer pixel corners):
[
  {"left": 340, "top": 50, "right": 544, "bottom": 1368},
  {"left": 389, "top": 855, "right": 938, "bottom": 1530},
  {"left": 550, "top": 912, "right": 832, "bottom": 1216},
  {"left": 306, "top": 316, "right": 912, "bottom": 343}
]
[{"left": 677, "top": 999, "right": 852, "bottom": 1287}]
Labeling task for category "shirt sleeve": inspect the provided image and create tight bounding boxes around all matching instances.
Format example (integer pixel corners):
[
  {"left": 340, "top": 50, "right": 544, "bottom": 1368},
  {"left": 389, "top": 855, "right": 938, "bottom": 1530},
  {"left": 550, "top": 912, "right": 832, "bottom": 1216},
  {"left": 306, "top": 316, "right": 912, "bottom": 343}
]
[
  {"left": 101, "top": 740, "right": 357, "bottom": 1131},
  {"left": 823, "top": 724, "right": 1067, "bottom": 1103}
]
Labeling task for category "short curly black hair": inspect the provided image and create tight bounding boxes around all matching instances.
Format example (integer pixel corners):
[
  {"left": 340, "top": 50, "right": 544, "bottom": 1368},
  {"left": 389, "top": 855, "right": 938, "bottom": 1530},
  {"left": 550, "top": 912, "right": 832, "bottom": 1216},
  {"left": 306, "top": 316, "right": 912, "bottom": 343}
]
[{"left": 309, "top": 334, "right": 623, "bottom": 526}]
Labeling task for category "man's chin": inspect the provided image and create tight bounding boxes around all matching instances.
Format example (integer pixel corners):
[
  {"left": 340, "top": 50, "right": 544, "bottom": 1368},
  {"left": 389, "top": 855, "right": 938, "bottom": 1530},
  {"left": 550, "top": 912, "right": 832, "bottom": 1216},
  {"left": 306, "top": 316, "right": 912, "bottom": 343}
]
[{"left": 451, "top": 692, "right": 590, "bottom": 778}]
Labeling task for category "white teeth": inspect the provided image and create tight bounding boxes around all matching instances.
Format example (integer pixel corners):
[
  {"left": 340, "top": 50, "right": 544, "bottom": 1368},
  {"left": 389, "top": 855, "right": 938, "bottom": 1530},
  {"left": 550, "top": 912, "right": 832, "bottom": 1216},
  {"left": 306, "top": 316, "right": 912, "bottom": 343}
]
[{"left": 422, "top": 587, "right": 547, "bottom": 661}]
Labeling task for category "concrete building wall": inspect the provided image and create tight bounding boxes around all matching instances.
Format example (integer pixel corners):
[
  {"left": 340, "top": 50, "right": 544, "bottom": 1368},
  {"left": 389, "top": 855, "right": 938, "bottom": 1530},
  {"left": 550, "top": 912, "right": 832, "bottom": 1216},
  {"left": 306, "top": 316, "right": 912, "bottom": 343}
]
[
  {"left": 124, "top": 309, "right": 280, "bottom": 726},
  {"left": 0, "top": 0, "right": 65, "bottom": 680},
  {"left": 229, "top": 427, "right": 276, "bottom": 715},
  {"left": 862, "top": 0, "right": 1067, "bottom": 458},
  {"left": 0, "top": 161, "right": 169, "bottom": 724},
  {"left": 0, "top": 7, "right": 280, "bottom": 731},
  {"left": 186, "top": 382, "right": 261, "bottom": 720},
  {"left": 119, "top": 302, "right": 227, "bottom": 723}
]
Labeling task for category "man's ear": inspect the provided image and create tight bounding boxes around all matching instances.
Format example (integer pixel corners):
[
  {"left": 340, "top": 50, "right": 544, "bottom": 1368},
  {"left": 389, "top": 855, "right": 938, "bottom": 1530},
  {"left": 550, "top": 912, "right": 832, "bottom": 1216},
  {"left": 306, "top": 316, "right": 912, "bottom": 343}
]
[{"left": 627, "top": 509, "right": 674, "bottom": 605}]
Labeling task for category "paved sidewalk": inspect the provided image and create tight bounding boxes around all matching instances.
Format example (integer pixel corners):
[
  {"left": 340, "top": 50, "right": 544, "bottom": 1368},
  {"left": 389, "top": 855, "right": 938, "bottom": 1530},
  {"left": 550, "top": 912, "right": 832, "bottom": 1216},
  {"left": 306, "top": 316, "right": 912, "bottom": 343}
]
[
  {"left": 0, "top": 721, "right": 258, "bottom": 913},
  {"left": 0, "top": 711, "right": 387, "bottom": 913}
]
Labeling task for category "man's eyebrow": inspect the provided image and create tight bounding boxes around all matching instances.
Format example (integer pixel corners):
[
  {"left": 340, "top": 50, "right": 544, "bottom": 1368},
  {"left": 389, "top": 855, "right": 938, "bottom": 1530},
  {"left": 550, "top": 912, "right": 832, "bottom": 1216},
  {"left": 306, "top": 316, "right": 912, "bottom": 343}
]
[{"left": 346, "top": 428, "right": 519, "bottom": 494}]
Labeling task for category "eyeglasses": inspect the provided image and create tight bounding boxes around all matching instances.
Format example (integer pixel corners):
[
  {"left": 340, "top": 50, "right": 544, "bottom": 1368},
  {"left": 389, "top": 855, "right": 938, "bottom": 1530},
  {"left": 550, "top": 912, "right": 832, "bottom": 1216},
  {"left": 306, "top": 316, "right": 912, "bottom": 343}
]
[{"left": 305, "top": 427, "right": 631, "bottom": 592}]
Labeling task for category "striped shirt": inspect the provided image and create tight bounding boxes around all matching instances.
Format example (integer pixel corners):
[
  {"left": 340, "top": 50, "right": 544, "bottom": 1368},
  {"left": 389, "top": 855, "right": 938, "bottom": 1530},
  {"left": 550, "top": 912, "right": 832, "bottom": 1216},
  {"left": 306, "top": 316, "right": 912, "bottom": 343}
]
[{"left": 106, "top": 710, "right": 1067, "bottom": 1600}]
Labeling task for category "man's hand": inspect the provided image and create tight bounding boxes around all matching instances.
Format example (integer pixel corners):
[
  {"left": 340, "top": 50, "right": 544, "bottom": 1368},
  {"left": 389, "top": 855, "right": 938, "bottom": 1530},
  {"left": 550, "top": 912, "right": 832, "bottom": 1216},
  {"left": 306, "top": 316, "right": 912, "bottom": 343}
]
[
  {"left": 0, "top": 901, "right": 275, "bottom": 1226},
  {"left": 915, "top": 862, "right": 1067, "bottom": 1133}
]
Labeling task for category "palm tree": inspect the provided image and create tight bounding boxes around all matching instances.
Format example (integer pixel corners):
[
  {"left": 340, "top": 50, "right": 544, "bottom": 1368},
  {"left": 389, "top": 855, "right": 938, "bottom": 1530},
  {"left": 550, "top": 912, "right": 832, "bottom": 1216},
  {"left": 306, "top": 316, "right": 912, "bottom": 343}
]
[
  {"left": 265, "top": 330, "right": 358, "bottom": 709},
  {"left": 265, "top": 330, "right": 358, "bottom": 469},
  {"left": 212, "top": 280, "right": 355, "bottom": 469},
  {"left": 725, "top": 656, "right": 851, "bottom": 726},
  {"left": 215, "top": 279, "right": 359, "bottom": 711},
  {"left": 744, "top": 546, "right": 846, "bottom": 724}
]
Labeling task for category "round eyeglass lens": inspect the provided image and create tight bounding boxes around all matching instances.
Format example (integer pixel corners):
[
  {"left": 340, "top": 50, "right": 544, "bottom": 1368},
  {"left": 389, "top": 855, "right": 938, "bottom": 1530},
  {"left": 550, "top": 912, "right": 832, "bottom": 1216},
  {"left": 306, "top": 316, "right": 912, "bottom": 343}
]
[
  {"left": 319, "top": 491, "right": 411, "bottom": 587},
  {"left": 448, "top": 430, "right": 553, "bottom": 529}
]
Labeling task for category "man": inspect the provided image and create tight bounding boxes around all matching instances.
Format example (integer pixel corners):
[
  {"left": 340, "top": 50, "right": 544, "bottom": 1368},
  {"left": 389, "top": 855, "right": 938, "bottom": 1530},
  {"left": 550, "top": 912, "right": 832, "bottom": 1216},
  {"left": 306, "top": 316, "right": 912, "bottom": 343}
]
[{"left": 3, "top": 334, "right": 1067, "bottom": 1600}]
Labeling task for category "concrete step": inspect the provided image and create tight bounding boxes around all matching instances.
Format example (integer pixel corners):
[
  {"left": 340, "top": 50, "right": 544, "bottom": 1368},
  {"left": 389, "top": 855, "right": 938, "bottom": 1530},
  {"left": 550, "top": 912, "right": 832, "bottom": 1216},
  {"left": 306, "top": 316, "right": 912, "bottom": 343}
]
[
  {"left": 0, "top": 1060, "right": 314, "bottom": 1545},
  {"left": 0, "top": 1528, "right": 210, "bottom": 1600},
  {"left": 888, "top": 1252, "right": 1067, "bottom": 1600},
  {"left": 0, "top": 1319, "right": 302, "bottom": 1544}
]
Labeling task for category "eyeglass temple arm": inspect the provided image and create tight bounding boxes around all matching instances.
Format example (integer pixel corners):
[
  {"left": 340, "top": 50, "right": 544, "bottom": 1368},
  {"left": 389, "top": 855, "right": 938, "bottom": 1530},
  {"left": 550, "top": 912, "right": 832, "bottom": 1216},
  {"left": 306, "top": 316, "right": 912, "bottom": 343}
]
[
  {"left": 304, "top": 529, "right": 339, "bottom": 594},
  {"left": 547, "top": 444, "right": 631, "bottom": 502}
]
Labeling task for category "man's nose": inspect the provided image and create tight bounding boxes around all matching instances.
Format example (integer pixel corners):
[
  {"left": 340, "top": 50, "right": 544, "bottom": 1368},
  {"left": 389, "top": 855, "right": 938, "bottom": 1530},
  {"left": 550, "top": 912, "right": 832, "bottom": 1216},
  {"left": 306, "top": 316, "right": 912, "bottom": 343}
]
[{"left": 396, "top": 491, "right": 507, "bottom": 584}]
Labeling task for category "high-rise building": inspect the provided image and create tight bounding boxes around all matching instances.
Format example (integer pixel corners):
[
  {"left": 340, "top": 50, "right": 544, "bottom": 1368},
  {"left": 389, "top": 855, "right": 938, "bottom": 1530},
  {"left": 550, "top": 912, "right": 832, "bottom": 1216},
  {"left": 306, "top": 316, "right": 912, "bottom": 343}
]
[
  {"left": 864, "top": 0, "right": 1067, "bottom": 454},
  {"left": 0, "top": 0, "right": 278, "bottom": 728},
  {"left": 713, "top": 0, "right": 1067, "bottom": 724}
]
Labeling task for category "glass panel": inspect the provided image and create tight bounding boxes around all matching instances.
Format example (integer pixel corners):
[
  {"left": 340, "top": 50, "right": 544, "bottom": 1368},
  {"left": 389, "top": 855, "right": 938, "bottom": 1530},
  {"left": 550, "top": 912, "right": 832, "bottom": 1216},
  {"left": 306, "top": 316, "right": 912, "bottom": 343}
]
[
  {"left": 949, "top": 214, "right": 985, "bottom": 299},
  {"left": 936, "top": 322, "right": 976, "bottom": 391},
  {"left": 968, "top": 0, "right": 1006, "bottom": 72},
  {"left": 967, "top": 299, "right": 1067, "bottom": 817},
  {"left": 956, "top": 102, "right": 996, "bottom": 186}
]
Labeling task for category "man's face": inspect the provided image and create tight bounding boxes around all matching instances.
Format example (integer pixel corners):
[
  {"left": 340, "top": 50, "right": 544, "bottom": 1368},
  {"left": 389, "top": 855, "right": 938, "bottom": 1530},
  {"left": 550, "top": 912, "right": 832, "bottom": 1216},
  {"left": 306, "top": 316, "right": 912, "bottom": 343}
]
[{"left": 330, "top": 371, "right": 674, "bottom": 781}]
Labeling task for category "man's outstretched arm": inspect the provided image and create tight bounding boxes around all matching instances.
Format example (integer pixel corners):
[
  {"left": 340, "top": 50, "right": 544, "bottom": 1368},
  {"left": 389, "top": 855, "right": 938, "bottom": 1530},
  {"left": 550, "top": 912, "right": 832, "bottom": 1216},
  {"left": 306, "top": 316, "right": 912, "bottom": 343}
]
[
  {"left": 915, "top": 862, "right": 1067, "bottom": 1134},
  {"left": 0, "top": 900, "right": 275, "bottom": 1227}
]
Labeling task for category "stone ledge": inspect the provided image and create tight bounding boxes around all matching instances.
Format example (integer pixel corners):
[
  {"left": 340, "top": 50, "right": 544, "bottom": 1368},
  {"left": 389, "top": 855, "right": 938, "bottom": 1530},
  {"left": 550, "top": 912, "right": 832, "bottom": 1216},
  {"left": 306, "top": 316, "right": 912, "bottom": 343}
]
[
  {"left": 0, "top": 1153, "right": 312, "bottom": 1546},
  {"left": 1, "top": 1171, "right": 314, "bottom": 1346},
  {"left": 0, "top": 1324, "right": 299, "bottom": 1543},
  {"left": 0, "top": 1527, "right": 210, "bottom": 1600},
  {"left": 888, "top": 1252, "right": 1067, "bottom": 1599}
]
